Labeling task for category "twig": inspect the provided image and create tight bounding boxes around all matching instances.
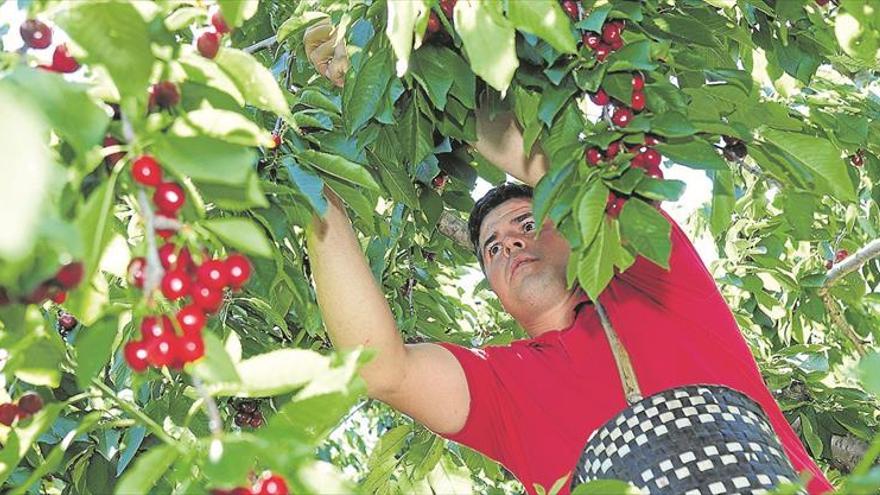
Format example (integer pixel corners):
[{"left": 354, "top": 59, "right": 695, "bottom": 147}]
[
  {"left": 821, "top": 238, "right": 880, "bottom": 290},
  {"left": 192, "top": 376, "right": 223, "bottom": 437},
  {"left": 243, "top": 35, "right": 277, "bottom": 54},
  {"left": 91, "top": 378, "right": 185, "bottom": 452},
  {"left": 137, "top": 189, "right": 165, "bottom": 297},
  {"left": 595, "top": 301, "right": 643, "bottom": 404},
  {"left": 819, "top": 291, "right": 867, "bottom": 357}
]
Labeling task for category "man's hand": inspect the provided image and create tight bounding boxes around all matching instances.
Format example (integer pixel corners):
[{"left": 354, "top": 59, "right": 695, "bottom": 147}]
[{"left": 303, "top": 19, "right": 349, "bottom": 88}]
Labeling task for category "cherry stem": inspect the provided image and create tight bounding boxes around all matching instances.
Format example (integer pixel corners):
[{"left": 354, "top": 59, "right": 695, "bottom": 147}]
[
  {"left": 138, "top": 189, "right": 165, "bottom": 298},
  {"left": 91, "top": 377, "right": 185, "bottom": 452},
  {"left": 191, "top": 376, "right": 224, "bottom": 437}
]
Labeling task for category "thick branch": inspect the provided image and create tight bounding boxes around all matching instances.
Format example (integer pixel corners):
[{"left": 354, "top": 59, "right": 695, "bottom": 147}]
[
  {"left": 821, "top": 238, "right": 880, "bottom": 291},
  {"left": 820, "top": 291, "right": 867, "bottom": 357},
  {"left": 244, "top": 35, "right": 277, "bottom": 54},
  {"left": 438, "top": 210, "right": 470, "bottom": 249},
  {"left": 831, "top": 434, "right": 869, "bottom": 473}
]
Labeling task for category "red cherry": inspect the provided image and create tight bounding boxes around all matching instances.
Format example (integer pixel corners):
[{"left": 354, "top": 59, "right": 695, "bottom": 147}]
[
  {"left": 177, "top": 333, "right": 205, "bottom": 364},
  {"left": 25, "top": 282, "right": 52, "bottom": 304},
  {"left": 646, "top": 164, "right": 663, "bottom": 179},
  {"left": 149, "top": 82, "right": 180, "bottom": 110},
  {"left": 440, "top": 0, "right": 457, "bottom": 18},
  {"left": 611, "top": 107, "right": 633, "bottom": 127},
  {"left": 601, "top": 22, "right": 622, "bottom": 45},
  {"left": 427, "top": 12, "right": 442, "bottom": 34},
  {"left": 55, "top": 262, "right": 84, "bottom": 289},
  {"left": 131, "top": 155, "right": 163, "bottom": 187},
  {"left": 632, "top": 74, "right": 645, "bottom": 91},
  {"left": 124, "top": 340, "right": 150, "bottom": 372},
  {"left": 825, "top": 260, "right": 834, "bottom": 270},
  {"left": 605, "top": 192, "right": 627, "bottom": 218},
  {"left": 146, "top": 334, "right": 177, "bottom": 368},
  {"left": 248, "top": 413, "right": 264, "bottom": 428},
  {"left": 0, "top": 403, "right": 22, "bottom": 426},
  {"left": 128, "top": 257, "right": 147, "bottom": 288},
  {"left": 631, "top": 91, "right": 646, "bottom": 111},
  {"left": 211, "top": 11, "right": 231, "bottom": 34},
  {"left": 153, "top": 182, "right": 185, "bottom": 215},
  {"left": 226, "top": 254, "right": 252, "bottom": 289},
  {"left": 158, "top": 244, "right": 193, "bottom": 272},
  {"left": 161, "top": 270, "right": 191, "bottom": 300},
  {"left": 272, "top": 133, "right": 282, "bottom": 148},
  {"left": 641, "top": 149, "right": 662, "bottom": 167},
  {"left": 851, "top": 153, "right": 864, "bottom": 167},
  {"left": 155, "top": 214, "right": 178, "bottom": 239},
  {"left": 253, "top": 475, "right": 289, "bottom": 495},
  {"left": 192, "top": 283, "right": 224, "bottom": 313},
  {"left": 51, "top": 44, "right": 80, "bottom": 73},
  {"left": 197, "top": 260, "right": 229, "bottom": 290},
  {"left": 609, "top": 37, "right": 624, "bottom": 50},
  {"left": 59, "top": 312, "right": 78, "bottom": 331},
  {"left": 0, "top": 288, "right": 9, "bottom": 306},
  {"left": 582, "top": 32, "right": 601, "bottom": 49},
  {"left": 585, "top": 148, "right": 602, "bottom": 166},
  {"left": 590, "top": 89, "right": 609, "bottom": 106},
  {"left": 177, "top": 305, "right": 206, "bottom": 336},
  {"left": 103, "top": 136, "right": 125, "bottom": 169},
  {"left": 20, "top": 19, "right": 52, "bottom": 49},
  {"left": 606, "top": 141, "right": 621, "bottom": 160},
  {"left": 197, "top": 31, "right": 221, "bottom": 59},
  {"left": 644, "top": 134, "right": 661, "bottom": 146},
  {"left": 432, "top": 173, "right": 448, "bottom": 189},
  {"left": 17, "top": 393, "right": 43, "bottom": 415},
  {"left": 595, "top": 43, "right": 611, "bottom": 62},
  {"left": 835, "top": 249, "right": 848, "bottom": 263},
  {"left": 141, "top": 315, "right": 173, "bottom": 342},
  {"left": 561, "top": 0, "right": 579, "bottom": 20},
  {"left": 816, "top": 0, "right": 830, "bottom": 5},
  {"left": 51, "top": 291, "right": 67, "bottom": 304}
]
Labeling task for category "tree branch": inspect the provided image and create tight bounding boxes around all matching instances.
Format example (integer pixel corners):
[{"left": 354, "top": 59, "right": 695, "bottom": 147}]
[
  {"left": 243, "top": 35, "right": 277, "bottom": 54},
  {"left": 438, "top": 210, "right": 471, "bottom": 249},
  {"left": 820, "top": 291, "right": 867, "bottom": 357},
  {"left": 821, "top": 238, "right": 880, "bottom": 290},
  {"left": 831, "top": 434, "right": 872, "bottom": 473}
]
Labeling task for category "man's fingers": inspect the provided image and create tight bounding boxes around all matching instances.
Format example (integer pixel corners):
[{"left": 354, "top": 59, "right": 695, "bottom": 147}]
[
  {"left": 303, "top": 20, "right": 333, "bottom": 51},
  {"left": 308, "top": 38, "right": 337, "bottom": 70}
]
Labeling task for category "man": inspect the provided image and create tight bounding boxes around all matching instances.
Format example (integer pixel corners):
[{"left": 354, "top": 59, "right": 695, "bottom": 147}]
[{"left": 303, "top": 22, "right": 832, "bottom": 495}]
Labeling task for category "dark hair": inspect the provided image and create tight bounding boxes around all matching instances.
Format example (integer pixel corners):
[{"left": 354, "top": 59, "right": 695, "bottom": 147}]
[{"left": 468, "top": 182, "right": 534, "bottom": 268}]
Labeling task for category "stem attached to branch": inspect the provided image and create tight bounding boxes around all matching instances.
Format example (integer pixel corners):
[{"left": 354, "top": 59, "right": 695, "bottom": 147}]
[
  {"left": 91, "top": 378, "right": 184, "bottom": 452},
  {"left": 821, "top": 238, "right": 880, "bottom": 289},
  {"left": 138, "top": 189, "right": 165, "bottom": 297}
]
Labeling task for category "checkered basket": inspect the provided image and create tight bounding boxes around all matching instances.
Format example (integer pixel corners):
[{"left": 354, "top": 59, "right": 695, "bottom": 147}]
[{"left": 569, "top": 303, "right": 802, "bottom": 494}]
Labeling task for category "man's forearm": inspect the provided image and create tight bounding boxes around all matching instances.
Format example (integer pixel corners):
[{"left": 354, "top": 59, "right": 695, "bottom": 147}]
[
  {"left": 472, "top": 108, "right": 549, "bottom": 188},
  {"left": 305, "top": 189, "right": 407, "bottom": 396}
]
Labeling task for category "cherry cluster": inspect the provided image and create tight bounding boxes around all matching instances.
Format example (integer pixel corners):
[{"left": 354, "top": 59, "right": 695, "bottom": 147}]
[
  {"left": 232, "top": 399, "right": 265, "bottom": 429},
  {"left": 19, "top": 18, "right": 79, "bottom": 73},
  {"left": 0, "top": 392, "right": 44, "bottom": 427},
  {"left": 123, "top": 155, "right": 252, "bottom": 372},
  {"left": 825, "top": 249, "right": 848, "bottom": 270},
  {"left": 0, "top": 261, "right": 83, "bottom": 307},
  {"left": 211, "top": 472, "right": 289, "bottom": 495},
  {"left": 197, "top": 10, "right": 231, "bottom": 59},
  {"left": 426, "top": 0, "right": 457, "bottom": 37},
  {"left": 582, "top": 20, "right": 626, "bottom": 63},
  {"left": 721, "top": 135, "right": 748, "bottom": 161}
]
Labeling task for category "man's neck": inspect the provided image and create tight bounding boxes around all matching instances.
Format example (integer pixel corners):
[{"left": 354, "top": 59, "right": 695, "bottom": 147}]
[{"left": 521, "top": 288, "right": 591, "bottom": 338}]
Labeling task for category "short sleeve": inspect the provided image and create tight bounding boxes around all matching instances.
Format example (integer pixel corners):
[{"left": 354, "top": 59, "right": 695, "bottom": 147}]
[
  {"left": 614, "top": 207, "right": 720, "bottom": 309},
  {"left": 435, "top": 342, "right": 509, "bottom": 463}
]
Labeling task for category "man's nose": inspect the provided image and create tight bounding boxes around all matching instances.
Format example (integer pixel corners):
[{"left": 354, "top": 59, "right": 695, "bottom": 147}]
[{"left": 503, "top": 237, "right": 525, "bottom": 256}]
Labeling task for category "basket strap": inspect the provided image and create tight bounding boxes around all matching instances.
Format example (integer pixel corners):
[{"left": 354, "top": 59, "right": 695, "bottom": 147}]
[{"left": 595, "top": 301, "right": 643, "bottom": 405}]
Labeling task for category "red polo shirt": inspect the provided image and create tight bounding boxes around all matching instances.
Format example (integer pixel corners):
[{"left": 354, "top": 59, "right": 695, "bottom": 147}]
[{"left": 436, "top": 209, "right": 832, "bottom": 495}]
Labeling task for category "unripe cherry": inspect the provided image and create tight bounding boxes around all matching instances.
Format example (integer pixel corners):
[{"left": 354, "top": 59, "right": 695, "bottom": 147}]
[
  {"left": 55, "top": 262, "right": 84, "bottom": 289},
  {"left": 609, "top": 37, "right": 623, "bottom": 50},
  {"left": 611, "top": 107, "right": 633, "bottom": 127},
  {"left": 52, "top": 291, "right": 67, "bottom": 304},
  {"left": 124, "top": 340, "right": 150, "bottom": 372},
  {"left": 18, "top": 392, "right": 44, "bottom": 415},
  {"left": 197, "top": 31, "right": 221, "bottom": 59},
  {"left": 149, "top": 81, "right": 180, "bottom": 110},
  {"left": 141, "top": 315, "right": 173, "bottom": 342},
  {"left": 177, "top": 305, "right": 206, "bottom": 335},
  {"left": 586, "top": 148, "right": 602, "bottom": 166},
  {"left": 590, "top": 89, "right": 609, "bottom": 106},
  {"left": 582, "top": 32, "right": 601, "bottom": 49},
  {"left": 197, "top": 260, "right": 229, "bottom": 290},
  {"left": 20, "top": 19, "right": 52, "bottom": 49},
  {"left": 644, "top": 134, "right": 661, "bottom": 146},
  {"left": 192, "top": 283, "right": 224, "bottom": 313},
  {"left": 631, "top": 91, "right": 645, "bottom": 111},
  {"left": 51, "top": 45, "right": 80, "bottom": 73},
  {"left": 211, "top": 11, "right": 231, "bottom": 34},
  {"left": 226, "top": 254, "right": 252, "bottom": 289},
  {"left": 153, "top": 182, "right": 185, "bottom": 215},
  {"left": 131, "top": 155, "right": 163, "bottom": 187},
  {"left": 161, "top": 269, "right": 191, "bottom": 300}
]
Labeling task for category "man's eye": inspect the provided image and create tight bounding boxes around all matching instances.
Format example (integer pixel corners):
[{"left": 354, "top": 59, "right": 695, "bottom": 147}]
[
  {"left": 488, "top": 245, "right": 500, "bottom": 257},
  {"left": 523, "top": 221, "right": 535, "bottom": 232}
]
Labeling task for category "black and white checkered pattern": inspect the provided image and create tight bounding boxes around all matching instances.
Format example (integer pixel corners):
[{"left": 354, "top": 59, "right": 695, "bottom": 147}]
[{"left": 571, "top": 385, "right": 805, "bottom": 494}]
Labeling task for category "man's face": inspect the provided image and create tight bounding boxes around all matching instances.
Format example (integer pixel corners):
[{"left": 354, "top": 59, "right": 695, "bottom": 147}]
[{"left": 477, "top": 197, "right": 574, "bottom": 319}]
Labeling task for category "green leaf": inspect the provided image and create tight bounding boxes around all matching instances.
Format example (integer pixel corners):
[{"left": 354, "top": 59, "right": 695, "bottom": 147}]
[
  {"left": 2, "top": 68, "right": 109, "bottom": 157},
  {"left": 344, "top": 47, "right": 392, "bottom": 133},
  {"left": 577, "top": 181, "right": 608, "bottom": 248},
  {"left": 215, "top": 48, "right": 291, "bottom": 118},
  {"left": 578, "top": 218, "right": 615, "bottom": 301},
  {"left": 297, "top": 88, "right": 341, "bottom": 114},
  {"left": 298, "top": 149, "right": 380, "bottom": 191},
  {"left": 277, "top": 11, "right": 328, "bottom": 42},
  {"left": 537, "top": 82, "right": 577, "bottom": 127},
  {"left": 607, "top": 40, "right": 656, "bottom": 72},
  {"left": 707, "top": 170, "right": 734, "bottom": 237},
  {"left": 196, "top": 171, "right": 268, "bottom": 212},
  {"left": 507, "top": 0, "right": 578, "bottom": 54},
  {"left": 533, "top": 162, "right": 576, "bottom": 233},
  {"left": 650, "top": 111, "right": 696, "bottom": 138},
  {"left": 633, "top": 178, "right": 686, "bottom": 202},
  {"left": 54, "top": 2, "right": 152, "bottom": 96},
  {"left": 571, "top": 479, "right": 640, "bottom": 494},
  {"left": 655, "top": 140, "right": 727, "bottom": 170},
  {"left": 174, "top": 108, "right": 274, "bottom": 147},
  {"left": 164, "top": 7, "right": 204, "bottom": 31},
  {"left": 0, "top": 403, "right": 63, "bottom": 485},
  {"left": 284, "top": 157, "right": 328, "bottom": 215},
  {"left": 114, "top": 444, "right": 180, "bottom": 495},
  {"left": 217, "top": 0, "right": 258, "bottom": 28},
  {"left": 835, "top": 11, "right": 879, "bottom": 63},
  {"left": 153, "top": 135, "right": 257, "bottom": 186},
  {"left": 397, "top": 97, "right": 434, "bottom": 165},
  {"left": 202, "top": 217, "right": 273, "bottom": 258},
  {"left": 385, "top": 0, "right": 424, "bottom": 77},
  {"left": 74, "top": 314, "right": 118, "bottom": 390},
  {"left": 762, "top": 129, "right": 858, "bottom": 203},
  {"left": 455, "top": 0, "right": 519, "bottom": 94},
  {"left": 377, "top": 162, "right": 420, "bottom": 209},
  {"left": 800, "top": 413, "right": 823, "bottom": 458},
  {"left": 576, "top": 4, "right": 612, "bottom": 33},
  {"left": 235, "top": 349, "right": 333, "bottom": 397},
  {"left": 858, "top": 352, "right": 880, "bottom": 399},
  {"left": 619, "top": 199, "right": 671, "bottom": 269},
  {"left": 187, "top": 332, "right": 241, "bottom": 387},
  {"left": 410, "top": 45, "right": 455, "bottom": 110},
  {"left": 75, "top": 172, "right": 118, "bottom": 299}
]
